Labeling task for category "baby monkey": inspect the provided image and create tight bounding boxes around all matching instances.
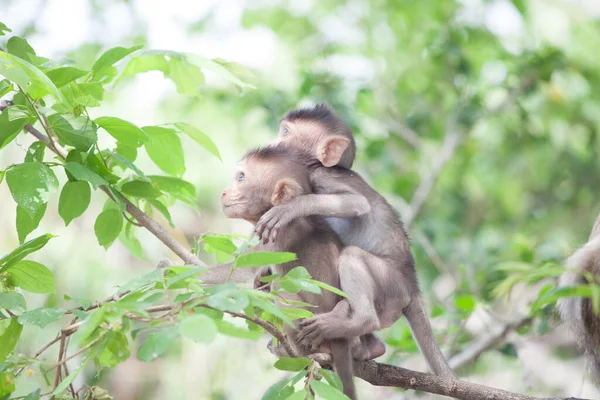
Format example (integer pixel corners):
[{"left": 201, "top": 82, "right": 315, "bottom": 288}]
[
  {"left": 255, "top": 104, "right": 455, "bottom": 377},
  {"left": 221, "top": 146, "right": 358, "bottom": 399},
  {"left": 558, "top": 211, "right": 600, "bottom": 385}
]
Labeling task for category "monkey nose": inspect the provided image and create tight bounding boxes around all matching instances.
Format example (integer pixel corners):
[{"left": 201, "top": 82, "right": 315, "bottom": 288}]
[{"left": 221, "top": 190, "right": 227, "bottom": 198}]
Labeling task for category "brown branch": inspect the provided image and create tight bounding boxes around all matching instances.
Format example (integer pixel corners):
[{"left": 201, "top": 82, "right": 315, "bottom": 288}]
[
  {"left": 50, "top": 334, "right": 66, "bottom": 400},
  {"left": 309, "top": 353, "right": 587, "bottom": 400},
  {"left": 448, "top": 316, "right": 533, "bottom": 371}
]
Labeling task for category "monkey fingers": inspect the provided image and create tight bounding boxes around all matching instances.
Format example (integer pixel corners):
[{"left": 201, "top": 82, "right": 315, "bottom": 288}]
[{"left": 255, "top": 205, "right": 294, "bottom": 243}]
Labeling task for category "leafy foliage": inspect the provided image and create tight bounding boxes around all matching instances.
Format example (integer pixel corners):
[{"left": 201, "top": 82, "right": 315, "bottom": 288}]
[{"left": 1, "top": 0, "right": 600, "bottom": 397}]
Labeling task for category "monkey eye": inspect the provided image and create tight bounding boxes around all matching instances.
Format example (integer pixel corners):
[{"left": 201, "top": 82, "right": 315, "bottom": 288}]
[
  {"left": 282, "top": 127, "right": 289, "bottom": 136},
  {"left": 237, "top": 172, "right": 245, "bottom": 182}
]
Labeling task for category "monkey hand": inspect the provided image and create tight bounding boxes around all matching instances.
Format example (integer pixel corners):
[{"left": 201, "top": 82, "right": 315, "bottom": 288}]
[
  {"left": 254, "top": 266, "right": 273, "bottom": 292},
  {"left": 255, "top": 204, "right": 297, "bottom": 244}
]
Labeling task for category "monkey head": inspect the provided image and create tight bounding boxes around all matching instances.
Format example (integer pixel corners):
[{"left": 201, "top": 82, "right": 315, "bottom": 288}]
[
  {"left": 270, "top": 104, "right": 356, "bottom": 169},
  {"left": 221, "top": 146, "right": 312, "bottom": 224}
]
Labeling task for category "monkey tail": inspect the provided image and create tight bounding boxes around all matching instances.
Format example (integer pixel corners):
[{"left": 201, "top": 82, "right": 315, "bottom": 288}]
[
  {"left": 404, "top": 296, "right": 455, "bottom": 378},
  {"left": 329, "top": 338, "right": 357, "bottom": 400},
  {"left": 557, "top": 237, "right": 600, "bottom": 386}
]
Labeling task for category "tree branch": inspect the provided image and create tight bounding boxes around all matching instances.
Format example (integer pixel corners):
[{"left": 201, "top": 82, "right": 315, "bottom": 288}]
[
  {"left": 308, "top": 353, "right": 586, "bottom": 400},
  {"left": 448, "top": 316, "right": 533, "bottom": 371},
  {"left": 0, "top": 101, "right": 206, "bottom": 267}
]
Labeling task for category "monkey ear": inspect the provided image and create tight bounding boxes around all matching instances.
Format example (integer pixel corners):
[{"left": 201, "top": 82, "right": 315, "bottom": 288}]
[
  {"left": 271, "top": 179, "right": 303, "bottom": 205},
  {"left": 318, "top": 136, "right": 350, "bottom": 167}
]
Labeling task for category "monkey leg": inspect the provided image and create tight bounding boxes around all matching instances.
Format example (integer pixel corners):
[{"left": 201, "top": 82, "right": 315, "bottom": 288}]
[
  {"left": 297, "top": 246, "right": 384, "bottom": 349},
  {"left": 353, "top": 334, "right": 386, "bottom": 360}
]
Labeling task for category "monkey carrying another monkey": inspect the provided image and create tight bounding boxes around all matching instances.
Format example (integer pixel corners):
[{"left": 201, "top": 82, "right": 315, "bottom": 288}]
[{"left": 255, "top": 104, "right": 455, "bottom": 378}]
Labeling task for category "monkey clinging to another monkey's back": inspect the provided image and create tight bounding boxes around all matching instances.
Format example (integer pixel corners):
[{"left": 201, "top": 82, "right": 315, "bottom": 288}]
[{"left": 255, "top": 104, "right": 455, "bottom": 377}]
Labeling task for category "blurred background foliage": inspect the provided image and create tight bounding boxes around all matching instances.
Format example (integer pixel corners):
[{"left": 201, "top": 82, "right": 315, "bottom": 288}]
[{"left": 1, "top": 0, "right": 600, "bottom": 398}]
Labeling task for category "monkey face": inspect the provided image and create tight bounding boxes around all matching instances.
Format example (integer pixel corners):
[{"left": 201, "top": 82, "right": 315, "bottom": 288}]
[
  {"left": 221, "top": 150, "right": 309, "bottom": 224},
  {"left": 221, "top": 159, "right": 271, "bottom": 223}
]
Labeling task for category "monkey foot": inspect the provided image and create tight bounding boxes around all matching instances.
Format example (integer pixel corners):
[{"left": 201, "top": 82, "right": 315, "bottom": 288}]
[
  {"left": 297, "top": 315, "right": 340, "bottom": 350},
  {"left": 352, "top": 336, "right": 386, "bottom": 360}
]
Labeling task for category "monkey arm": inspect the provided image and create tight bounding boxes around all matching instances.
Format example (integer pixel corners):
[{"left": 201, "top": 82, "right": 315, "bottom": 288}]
[{"left": 255, "top": 193, "right": 370, "bottom": 244}]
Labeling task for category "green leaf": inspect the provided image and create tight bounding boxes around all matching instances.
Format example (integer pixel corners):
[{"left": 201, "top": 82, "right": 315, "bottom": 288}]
[
  {"left": 59, "top": 181, "right": 91, "bottom": 226},
  {"left": 0, "top": 109, "right": 26, "bottom": 149},
  {"left": 6, "top": 260, "right": 55, "bottom": 294},
  {"left": 190, "top": 55, "right": 256, "bottom": 90},
  {"left": 202, "top": 235, "right": 237, "bottom": 255},
  {"left": 273, "top": 357, "right": 311, "bottom": 372},
  {"left": 106, "top": 150, "right": 147, "bottom": 179},
  {"left": 137, "top": 327, "right": 179, "bottom": 362},
  {"left": 0, "top": 318, "right": 22, "bottom": 363},
  {"left": 6, "top": 162, "right": 58, "bottom": 217},
  {"left": 118, "top": 52, "right": 204, "bottom": 95},
  {"left": 236, "top": 252, "right": 296, "bottom": 268},
  {"left": 311, "top": 280, "right": 347, "bottom": 298},
  {"left": 23, "top": 389, "right": 40, "bottom": 400},
  {"left": 121, "top": 180, "right": 162, "bottom": 199},
  {"left": 92, "top": 45, "right": 143, "bottom": 74},
  {"left": 143, "top": 126, "right": 185, "bottom": 177},
  {"left": 174, "top": 122, "right": 221, "bottom": 161},
  {"left": 147, "top": 198, "right": 174, "bottom": 227},
  {"left": 179, "top": 314, "right": 217, "bottom": 344},
  {"left": 63, "top": 162, "right": 109, "bottom": 189},
  {"left": 211, "top": 58, "right": 256, "bottom": 89},
  {"left": 279, "top": 308, "right": 313, "bottom": 320},
  {"left": 214, "top": 320, "right": 262, "bottom": 340},
  {"left": 24, "top": 141, "right": 46, "bottom": 163},
  {"left": 95, "top": 116, "right": 149, "bottom": 148},
  {"left": 164, "top": 266, "right": 206, "bottom": 288},
  {"left": 0, "top": 79, "right": 13, "bottom": 97},
  {"left": 148, "top": 175, "right": 196, "bottom": 206},
  {"left": 94, "top": 209, "right": 123, "bottom": 248},
  {"left": 262, "top": 380, "right": 294, "bottom": 400},
  {"left": 0, "top": 234, "right": 54, "bottom": 273},
  {"left": 454, "top": 295, "right": 476, "bottom": 313},
  {"left": 206, "top": 285, "right": 250, "bottom": 313},
  {"left": 0, "top": 292, "right": 26, "bottom": 312},
  {"left": 167, "top": 58, "right": 205, "bottom": 95},
  {"left": 0, "top": 51, "right": 67, "bottom": 102},
  {"left": 284, "top": 390, "right": 309, "bottom": 400},
  {"left": 71, "top": 308, "right": 105, "bottom": 347},
  {"left": 16, "top": 203, "right": 46, "bottom": 244},
  {"left": 18, "top": 308, "right": 65, "bottom": 328},
  {"left": 0, "top": 371, "right": 15, "bottom": 396},
  {"left": 0, "top": 22, "right": 11, "bottom": 36},
  {"left": 50, "top": 357, "right": 90, "bottom": 396},
  {"left": 320, "top": 368, "right": 343, "bottom": 391},
  {"left": 46, "top": 67, "right": 87, "bottom": 87},
  {"left": 6, "top": 37, "right": 44, "bottom": 65},
  {"left": 310, "top": 380, "right": 350, "bottom": 400},
  {"left": 48, "top": 114, "right": 97, "bottom": 151},
  {"left": 97, "top": 331, "right": 130, "bottom": 367}
]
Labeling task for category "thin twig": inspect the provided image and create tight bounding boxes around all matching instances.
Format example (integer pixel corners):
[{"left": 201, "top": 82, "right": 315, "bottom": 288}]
[
  {"left": 199, "top": 304, "right": 299, "bottom": 357},
  {"left": 50, "top": 334, "right": 66, "bottom": 400},
  {"left": 48, "top": 333, "right": 105, "bottom": 371},
  {"left": 448, "top": 316, "right": 533, "bottom": 371},
  {"left": 386, "top": 118, "right": 422, "bottom": 148}
]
